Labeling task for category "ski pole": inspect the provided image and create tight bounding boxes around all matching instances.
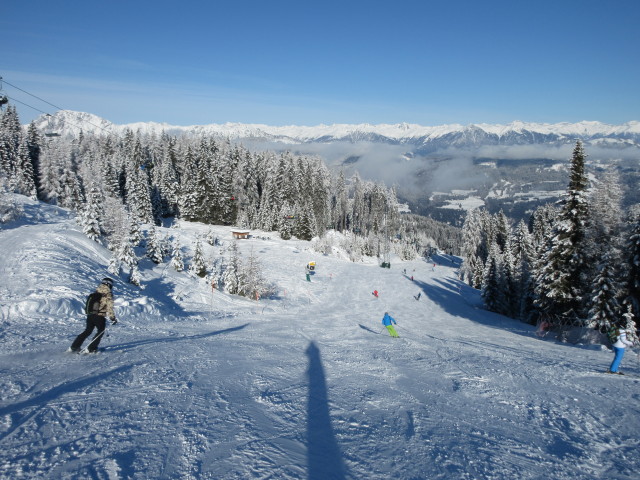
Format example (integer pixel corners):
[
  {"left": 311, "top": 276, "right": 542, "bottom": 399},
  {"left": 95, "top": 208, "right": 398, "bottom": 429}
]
[
  {"left": 80, "top": 323, "right": 115, "bottom": 353},
  {"left": 80, "top": 330, "right": 106, "bottom": 354}
]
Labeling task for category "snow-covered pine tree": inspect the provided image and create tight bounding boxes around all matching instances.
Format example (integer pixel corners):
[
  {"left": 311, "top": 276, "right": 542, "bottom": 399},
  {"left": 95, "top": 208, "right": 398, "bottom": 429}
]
[
  {"left": 189, "top": 238, "right": 207, "bottom": 278},
  {"left": 584, "top": 168, "right": 624, "bottom": 328},
  {"left": 25, "top": 122, "right": 43, "bottom": 199},
  {"left": 129, "top": 217, "right": 144, "bottom": 248},
  {"left": 156, "top": 134, "right": 180, "bottom": 217},
  {"left": 170, "top": 239, "right": 184, "bottom": 272},
  {"left": 129, "top": 264, "right": 142, "bottom": 287},
  {"left": 177, "top": 146, "right": 200, "bottom": 221},
  {"left": 60, "top": 166, "right": 84, "bottom": 212},
  {"left": 80, "top": 182, "right": 104, "bottom": 242},
  {"left": 621, "top": 206, "right": 640, "bottom": 327},
  {"left": 530, "top": 203, "right": 559, "bottom": 254},
  {"left": 15, "top": 140, "right": 37, "bottom": 199},
  {"left": 124, "top": 155, "right": 154, "bottom": 225},
  {"left": 588, "top": 248, "right": 622, "bottom": 330},
  {"left": 293, "top": 202, "right": 316, "bottom": 241},
  {"left": 331, "top": 170, "right": 348, "bottom": 232},
  {"left": 222, "top": 241, "right": 241, "bottom": 295},
  {"left": 493, "top": 210, "right": 510, "bottom": 252},
  {"left": 0, "top": 106, "right": 22, "bottom": 188},
  {"left": 107, "top": 255, "right": 122, "bottom": 277},
  {"left": 146, "top": 226, "right": 164, "bottom": 264},
  {"left": 533, "top": 141, "right": 591, "bottom": 325},
  {"left": 482, "top": 242, "right": 506, "bottom": 314},
  {"left": 511, "top": 220, "right": 536, "bottom": 322},
  {"left": 501, "top": 234, "right": 519, "bottom": 317},
  {"left": 112, "top": 223, "right": 141, "bottom": 286},
  {"left": 279, "top": 203, "right": 294, "bottom": 240},
  {"left": 588, "top": 168, "right": 624, "bottom": 253},
  {"left": 460, "top": 209, "right": 489, "bottom": 288},
  {"left": 101, "top": 196, "right": 129, "bottom": 251}
]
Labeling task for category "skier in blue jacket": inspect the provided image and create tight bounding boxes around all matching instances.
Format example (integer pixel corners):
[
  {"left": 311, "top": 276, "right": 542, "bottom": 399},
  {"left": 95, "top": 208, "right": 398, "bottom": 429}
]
[{"left": 382, "top": 312, "right": 399, "bottom": 338}]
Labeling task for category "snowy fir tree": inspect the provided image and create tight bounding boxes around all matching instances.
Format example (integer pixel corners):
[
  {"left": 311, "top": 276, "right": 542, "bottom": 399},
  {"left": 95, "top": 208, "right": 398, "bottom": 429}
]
[
  {"left": 189, "top": 239, "right": 207, "bottom": 278},
  {"left": 533, "top": 141, "right": 591, "bottom": 325},
  {"left": 588, "top": 249, "right": 622, "bottom": 330},
  {"left": 145, "top": 226, "right": 165, "bottom": 264},
  {"left": 107, "top": 255, "right": 122, "bottom": 277},
  {"left": 482, "top": 242, "right": 506, "bottom": 314},
  {"left": 460, "top": 209, "right": 490, "bottom": 289},
  {"left": 170, "top": 240, "right": 185, "bottom": 272},
  {"left": 222, "top": 241, "right": 241, "bottom": 295},
  {"left": 80, "top": 182, "right": 103, "bottom": 242},
  {"left": 117, "top": 228, "right": 141, "bottom": 286},
  {"left": 621, "top": 206, "right": 640, "bottom": 324}
]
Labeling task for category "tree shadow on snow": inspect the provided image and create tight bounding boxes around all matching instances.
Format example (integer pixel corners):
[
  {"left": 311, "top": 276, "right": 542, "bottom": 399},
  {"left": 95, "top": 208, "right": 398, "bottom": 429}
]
[
  {"left": 305, "top": 341, "right": 347, "bottom": 480},
  {"left": 416, "top": 277, "right": 533, "bottom": 338},
  {"left": 105, "top": 324, "right": 249, "bottom": 353}
]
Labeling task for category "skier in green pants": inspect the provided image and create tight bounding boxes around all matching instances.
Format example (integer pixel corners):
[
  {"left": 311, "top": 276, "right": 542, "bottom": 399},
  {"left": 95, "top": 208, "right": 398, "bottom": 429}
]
[{"left": 382, "top": 312, "right": 399, "bottom": 338}]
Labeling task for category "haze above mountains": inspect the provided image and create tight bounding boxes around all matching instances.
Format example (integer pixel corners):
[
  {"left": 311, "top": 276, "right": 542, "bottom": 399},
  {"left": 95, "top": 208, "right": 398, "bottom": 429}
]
[{"left": 36, "top": 111, "right": 640, "bottom": 225}]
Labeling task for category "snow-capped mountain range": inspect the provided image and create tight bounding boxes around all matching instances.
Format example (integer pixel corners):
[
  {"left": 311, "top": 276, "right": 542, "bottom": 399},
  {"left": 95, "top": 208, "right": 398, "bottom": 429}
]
[
  {"left": 32, "top": 111, "right": 640, "bottom": 226},
  {"left": 35, "top": 111, "right": 640, "bottom": 153}
]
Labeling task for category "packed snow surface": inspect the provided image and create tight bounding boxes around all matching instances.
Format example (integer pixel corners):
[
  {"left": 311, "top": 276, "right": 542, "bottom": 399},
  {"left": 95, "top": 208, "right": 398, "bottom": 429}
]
[{"left": 1, "top": 196, "right": 639, "bottom": 479}]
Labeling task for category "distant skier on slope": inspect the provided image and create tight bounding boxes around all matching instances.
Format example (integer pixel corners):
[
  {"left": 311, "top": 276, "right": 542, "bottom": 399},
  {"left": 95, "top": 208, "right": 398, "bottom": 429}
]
[
  {"left": 382, "top": 312, "right": 399, "bottom": 338},
  {"left": 69, "top": 277, "right": 117, "bottom": 353},
  {"left": 608, "top": 320, "right": 636, "bottom": 375}
]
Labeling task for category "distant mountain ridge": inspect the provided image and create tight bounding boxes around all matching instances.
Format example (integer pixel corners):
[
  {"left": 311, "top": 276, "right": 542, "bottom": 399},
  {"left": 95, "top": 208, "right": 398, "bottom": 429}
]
[
  {"left": 30, "top": 111, "right": 640, "bottom": 226},
  {"left": 34, "top": 111, "right": 640, "bottom": 154}
]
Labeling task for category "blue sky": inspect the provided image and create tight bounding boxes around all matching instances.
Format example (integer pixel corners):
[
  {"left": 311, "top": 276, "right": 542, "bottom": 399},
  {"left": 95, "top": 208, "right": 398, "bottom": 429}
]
[{"left": 2, "top": 0, "right": 639, "bottom": 126}]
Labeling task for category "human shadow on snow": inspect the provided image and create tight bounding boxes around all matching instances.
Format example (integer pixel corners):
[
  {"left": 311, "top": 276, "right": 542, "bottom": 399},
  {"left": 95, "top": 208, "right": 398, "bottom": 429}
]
[
  {"left": 358, "top": 324, "right": 382, "bottom": 335},
  {"left": 305, "top": 341, "right": 347, "bottom": 480},
  {"left": 105, "top": 324, "right": 249, "bottom": 353}
]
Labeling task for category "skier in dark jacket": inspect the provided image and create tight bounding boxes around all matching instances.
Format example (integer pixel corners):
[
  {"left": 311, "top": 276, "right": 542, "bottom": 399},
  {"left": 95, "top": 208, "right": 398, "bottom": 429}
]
[{"left": 70, "top": 278, "right": 117, "bottom": 353}]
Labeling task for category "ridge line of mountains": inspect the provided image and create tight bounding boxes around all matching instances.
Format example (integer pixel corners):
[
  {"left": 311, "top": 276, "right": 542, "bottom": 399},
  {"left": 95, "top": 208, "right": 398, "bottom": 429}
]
[
  {"left": 33, "top": 111, "right": 640, "bottom": 225},
  {"left": 35, "top": 111, "right": 640, "bottom": 154}
]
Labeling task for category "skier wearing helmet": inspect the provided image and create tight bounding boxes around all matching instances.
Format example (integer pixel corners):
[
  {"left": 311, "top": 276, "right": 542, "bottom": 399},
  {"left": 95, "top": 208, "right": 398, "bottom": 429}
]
[{"left": 69, "top": 278, "right": 117, "bottom": 353}]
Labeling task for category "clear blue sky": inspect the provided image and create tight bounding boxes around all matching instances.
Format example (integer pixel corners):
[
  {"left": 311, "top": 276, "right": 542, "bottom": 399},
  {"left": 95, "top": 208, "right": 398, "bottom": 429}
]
[{"left": 2, "top": 0, "right": 639, "bottom": 126}]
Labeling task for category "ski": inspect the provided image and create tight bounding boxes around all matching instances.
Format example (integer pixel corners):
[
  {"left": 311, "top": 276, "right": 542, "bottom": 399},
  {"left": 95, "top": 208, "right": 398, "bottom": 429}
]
[{"left": 596, "top": 371, "right": 639, "bottom": 378}]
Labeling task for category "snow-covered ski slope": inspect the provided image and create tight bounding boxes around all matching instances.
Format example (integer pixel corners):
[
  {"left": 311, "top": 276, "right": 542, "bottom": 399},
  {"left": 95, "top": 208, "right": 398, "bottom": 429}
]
[{"left": 1, "top": 195, "right": 639, "bottom": 480}]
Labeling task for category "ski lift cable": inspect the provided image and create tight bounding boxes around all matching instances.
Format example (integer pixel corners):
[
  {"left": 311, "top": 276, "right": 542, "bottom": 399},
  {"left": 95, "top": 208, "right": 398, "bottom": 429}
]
[
  {"left": 1, "top": 77, "right": 65, "bottom": 112},
  {"left": 4, "top": 95, "right": 50, "bottom": 116},
  {"left": 5, "top": 95, "right": 103, "bottom": 136},
  {"left": 1, "top": 76, "right": 112, "bottom": 135}
]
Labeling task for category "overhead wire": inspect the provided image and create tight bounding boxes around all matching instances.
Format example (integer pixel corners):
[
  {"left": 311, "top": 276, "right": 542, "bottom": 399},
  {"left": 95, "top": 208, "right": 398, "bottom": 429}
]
[
  {"left": 4, "top": 95, "right": 50, "bottom": 116},
  {"left": 0, "top": 75, "right": 115, "bottom": 135},
  {"left": 1, "top": 78, "right": 65, "bottom": 112}
]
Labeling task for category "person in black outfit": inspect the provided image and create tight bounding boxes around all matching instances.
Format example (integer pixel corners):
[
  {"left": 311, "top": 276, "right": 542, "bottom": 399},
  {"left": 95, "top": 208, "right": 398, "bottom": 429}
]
[{"left": 70, "top": 278, "right": 117, "bottom": 353}]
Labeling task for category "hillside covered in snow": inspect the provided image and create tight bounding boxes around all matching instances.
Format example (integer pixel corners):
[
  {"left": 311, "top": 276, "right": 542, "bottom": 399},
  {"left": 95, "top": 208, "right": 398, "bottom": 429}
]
[{"left": 1, "top": 194, "right": 639, "bottom": 479}]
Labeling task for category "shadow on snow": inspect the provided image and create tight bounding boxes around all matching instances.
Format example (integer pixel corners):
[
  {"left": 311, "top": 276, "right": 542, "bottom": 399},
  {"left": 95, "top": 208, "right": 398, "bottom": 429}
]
[
  {"left": 0, "top": 364, "right": 135, "bottom": 441},
  {"left": 105, "top": 324, "right": 250, "bottom": 353},
  {"left": 306, "top": 341, "right": 348, "bottom": 480}
]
